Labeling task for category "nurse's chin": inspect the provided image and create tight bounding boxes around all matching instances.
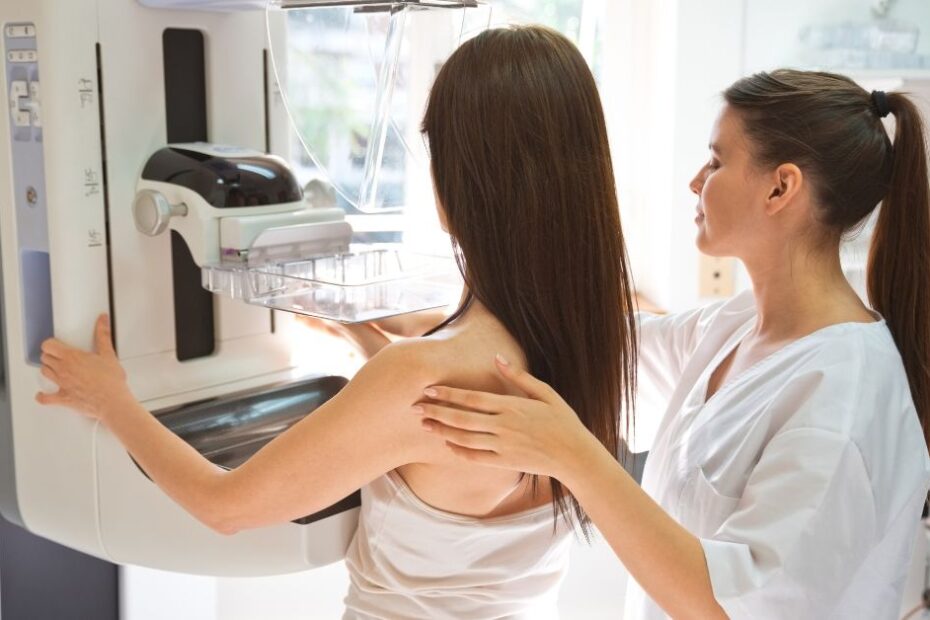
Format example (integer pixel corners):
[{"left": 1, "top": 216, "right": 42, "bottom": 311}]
[
  {"left": 694, "top": 227, "right": 711, "bottom": 253},
  {"left": 694, "top": 230, "right": 728, "bottom": 258}
]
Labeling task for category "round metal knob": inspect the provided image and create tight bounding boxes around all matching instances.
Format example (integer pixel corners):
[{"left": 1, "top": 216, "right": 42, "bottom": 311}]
[
  {"left": 132, "top": 189, "right": 188, "bottom": 236},
  {"left": 303, "top": 178, "right": 337, "bottom": 210}
]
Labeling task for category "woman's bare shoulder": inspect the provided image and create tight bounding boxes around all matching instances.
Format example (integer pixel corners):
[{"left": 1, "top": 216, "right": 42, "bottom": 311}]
[
  {"left": 357, "top": 314, "right": 523, "bottom": 399},
  {"left": 345, "top": 337, "right": 470, "bottom": 406},
  {"left": 368, "top": 336, "right": 448, "bottom": 373}
]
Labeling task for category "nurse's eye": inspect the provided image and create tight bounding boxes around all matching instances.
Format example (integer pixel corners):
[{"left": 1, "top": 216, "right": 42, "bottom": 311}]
[{"left": 707, "top": 158, "right": 720, "bottom": 171}]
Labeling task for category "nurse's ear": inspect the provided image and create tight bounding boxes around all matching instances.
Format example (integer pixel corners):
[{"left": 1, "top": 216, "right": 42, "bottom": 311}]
[{"left": 764, "top": 163, "right": 804, "bottom": 217}]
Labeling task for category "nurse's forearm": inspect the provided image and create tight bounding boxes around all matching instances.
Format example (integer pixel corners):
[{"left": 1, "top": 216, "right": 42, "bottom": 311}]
[
  {"left": 102, "top": 397, "right": 234, "bottom": 533},
  {"left": 561, "top": 437, "right": 727, "bottom": 619}
]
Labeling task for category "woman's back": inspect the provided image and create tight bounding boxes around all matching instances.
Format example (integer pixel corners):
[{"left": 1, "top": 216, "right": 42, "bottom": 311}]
[
  {"left": 343, "top": 470, "right": 571, "bottom": 620},
  {"left": 397, "top": 306, "right": 554, "bottom": 516},
  {"left": 343, "top": 305, "right": 571, "bottom": 619},
  {"left": 339, "top": 23, "right": 638, "bottom": 617}
]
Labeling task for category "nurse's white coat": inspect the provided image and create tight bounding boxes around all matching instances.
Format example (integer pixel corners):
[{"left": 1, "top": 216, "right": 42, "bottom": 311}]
[{"left": 624, "top": 292, "right": 930, "bottom": 619}]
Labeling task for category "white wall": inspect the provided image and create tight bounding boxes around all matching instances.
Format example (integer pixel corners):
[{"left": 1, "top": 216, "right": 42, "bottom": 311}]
[
  {"left": 743, "top": 0, "right": 930, "bottom": 72},
  {"left": 603, "top": 0, "right": 748, "bottom": 313},
  {"left": 121, "top": 566, "right": 218, "bottom": 620}
]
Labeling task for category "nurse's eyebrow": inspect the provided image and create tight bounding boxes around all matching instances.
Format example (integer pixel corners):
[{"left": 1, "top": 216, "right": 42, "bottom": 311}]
[{"left": 709, "top": 142, "right": 723, "bottom": 155}]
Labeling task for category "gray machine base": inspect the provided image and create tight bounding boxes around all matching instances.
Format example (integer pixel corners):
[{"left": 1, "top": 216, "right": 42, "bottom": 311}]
[{"left": 0, "top": 516, "right": 118, "bottom": 620}]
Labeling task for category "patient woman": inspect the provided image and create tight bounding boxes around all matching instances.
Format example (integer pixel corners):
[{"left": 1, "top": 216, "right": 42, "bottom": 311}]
[{"left": 35, "top": 25, "right": 637, "bottom": 619}]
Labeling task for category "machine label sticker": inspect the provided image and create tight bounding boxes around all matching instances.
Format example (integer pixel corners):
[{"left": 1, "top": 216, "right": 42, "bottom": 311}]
[
  {"left": 83, "top": 168, "right": 100, "bottom": 197},
  {"left": 78, "top": 78, "right": 94, "bottom": 108},
  {"left": 87, "top": 229, "right": 103, "bottom": 248}
]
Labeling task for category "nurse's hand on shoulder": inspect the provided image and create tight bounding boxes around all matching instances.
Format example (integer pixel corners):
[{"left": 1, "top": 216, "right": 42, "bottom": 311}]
[
  {"left": 414, "top": 355, "right": 594, "bottom": 479},
  {"left": 34, "top": 314, "right": 134, "bottom": 422}
]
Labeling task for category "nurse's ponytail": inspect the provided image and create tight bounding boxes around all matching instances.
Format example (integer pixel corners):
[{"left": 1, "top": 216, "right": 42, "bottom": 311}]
[
  {"left": 725, "top": 70, "right": 930, "bottom": 450},
  {"left": 867, "top": 94, "right": 930, "bottom": 450}
]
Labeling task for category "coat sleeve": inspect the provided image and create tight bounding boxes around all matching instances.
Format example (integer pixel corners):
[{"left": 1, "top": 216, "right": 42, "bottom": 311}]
[
  {"left": 699, "top": 427, "right": 881, "bottom": 618},
  {"left": 636, "top": 294, "right": 743, "bottom": 400},
  {"left": 632, "top": 299, "right": 730, "bottom": 452}
]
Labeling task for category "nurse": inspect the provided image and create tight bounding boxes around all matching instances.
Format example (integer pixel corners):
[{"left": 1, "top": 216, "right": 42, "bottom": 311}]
[{"left": 414, "top": 70, "right": 930, "bottom": 618}]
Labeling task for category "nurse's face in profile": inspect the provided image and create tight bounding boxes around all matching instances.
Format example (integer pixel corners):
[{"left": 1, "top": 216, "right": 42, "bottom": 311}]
[{"left": 689, "top": 106, "right": 776, "bottom": 258}]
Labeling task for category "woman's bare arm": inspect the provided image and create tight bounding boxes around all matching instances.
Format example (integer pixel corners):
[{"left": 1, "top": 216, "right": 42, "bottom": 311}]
[
  {"left": 216, "top": 342, "right": 432, "bottom": 530},
  {"left": 38, "top": 316, "right": 434, "bottom": 534}
]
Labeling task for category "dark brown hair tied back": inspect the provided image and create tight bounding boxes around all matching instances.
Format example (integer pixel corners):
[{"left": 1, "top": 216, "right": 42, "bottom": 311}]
[
  {"left": 872, "top": 90, "right": 891, "bottom": 118},
  {"left": 724, "top": 69, "right": 930, "bottom": 450}
]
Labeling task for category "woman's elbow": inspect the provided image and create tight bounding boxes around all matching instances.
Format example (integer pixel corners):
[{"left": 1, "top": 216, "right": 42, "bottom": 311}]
[
  {"left": 198, "top": 503, "right": 243, "bottom": 536},
  {"left": 197, "top": 477, "right": 247, "bottom": 536},
  {"left": 211, "top": 521, "right": 241, "bottom": 536}
]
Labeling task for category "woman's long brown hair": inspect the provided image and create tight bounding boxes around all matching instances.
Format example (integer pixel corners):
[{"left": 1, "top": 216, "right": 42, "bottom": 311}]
[
  {"left": 725, "top": 70, "right": 930, "bottom": 450},
  {"left": 421, "top": 26, "right": 638, "bottom": 530}
]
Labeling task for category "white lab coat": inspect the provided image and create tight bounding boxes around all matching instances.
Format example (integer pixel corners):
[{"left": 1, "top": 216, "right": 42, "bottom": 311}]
[{"left": 624, "top": 291, "right": 930, "bottom": 619}]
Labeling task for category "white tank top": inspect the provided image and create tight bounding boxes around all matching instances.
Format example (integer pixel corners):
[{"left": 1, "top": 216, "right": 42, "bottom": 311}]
[{"left": 343, "top": 470, "right": 573, "bottom": 619}]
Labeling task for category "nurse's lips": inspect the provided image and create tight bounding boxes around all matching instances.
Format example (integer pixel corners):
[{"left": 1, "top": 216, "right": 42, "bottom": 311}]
[{"left": 695, "top": 206, "right": 705, "bottom": 223}]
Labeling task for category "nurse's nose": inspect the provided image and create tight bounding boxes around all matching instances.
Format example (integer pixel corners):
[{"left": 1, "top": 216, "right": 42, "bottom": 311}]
[{"left": 689, "top": 169, "right": 704, "bottom": 196}]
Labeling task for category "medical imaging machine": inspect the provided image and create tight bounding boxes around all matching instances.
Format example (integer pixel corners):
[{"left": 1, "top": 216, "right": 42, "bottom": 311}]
[{"left": 0, "top": 0, "right": 473, "bottom": 577}]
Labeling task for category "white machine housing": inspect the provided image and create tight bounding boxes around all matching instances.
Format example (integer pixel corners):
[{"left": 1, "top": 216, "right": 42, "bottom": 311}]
[
  {"left": 0, "top": 0, "right": 363, "bottom": 576},
  {"left": 131, "top": 142, "right": 353, "bottom": 266}
]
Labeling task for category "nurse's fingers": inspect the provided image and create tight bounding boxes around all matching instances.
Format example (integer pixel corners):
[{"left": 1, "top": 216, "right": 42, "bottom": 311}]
[
  {"left": 444, "top": 442, "right": 501, "bottom": 467},
  {"left": 422, "top": 419, "right": 499, "bottom": 451},
  {"left": 494, "top": 355, "right": 561, "bottom": 404},
  {"left": 414, "top": 403, "right": 497, "bottom": 432},
  {"left": 423, "top": 385, "right": 520, "bottom": 415}
]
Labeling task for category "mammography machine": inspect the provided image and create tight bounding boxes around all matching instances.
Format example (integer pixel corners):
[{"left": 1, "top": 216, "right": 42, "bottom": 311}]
[{"left": 0, "top": 0, "right": 473, "bottom": 577}]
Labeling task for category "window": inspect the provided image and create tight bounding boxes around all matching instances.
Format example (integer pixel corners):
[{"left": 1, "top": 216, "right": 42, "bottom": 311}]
[{"left": 276, "top": 1, "right": 608, "bottom": 245}]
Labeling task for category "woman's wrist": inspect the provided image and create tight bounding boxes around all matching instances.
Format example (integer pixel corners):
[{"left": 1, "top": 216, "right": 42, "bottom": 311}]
[{"left": 98, "top": 389, "right": 140, "bottom": 426}]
